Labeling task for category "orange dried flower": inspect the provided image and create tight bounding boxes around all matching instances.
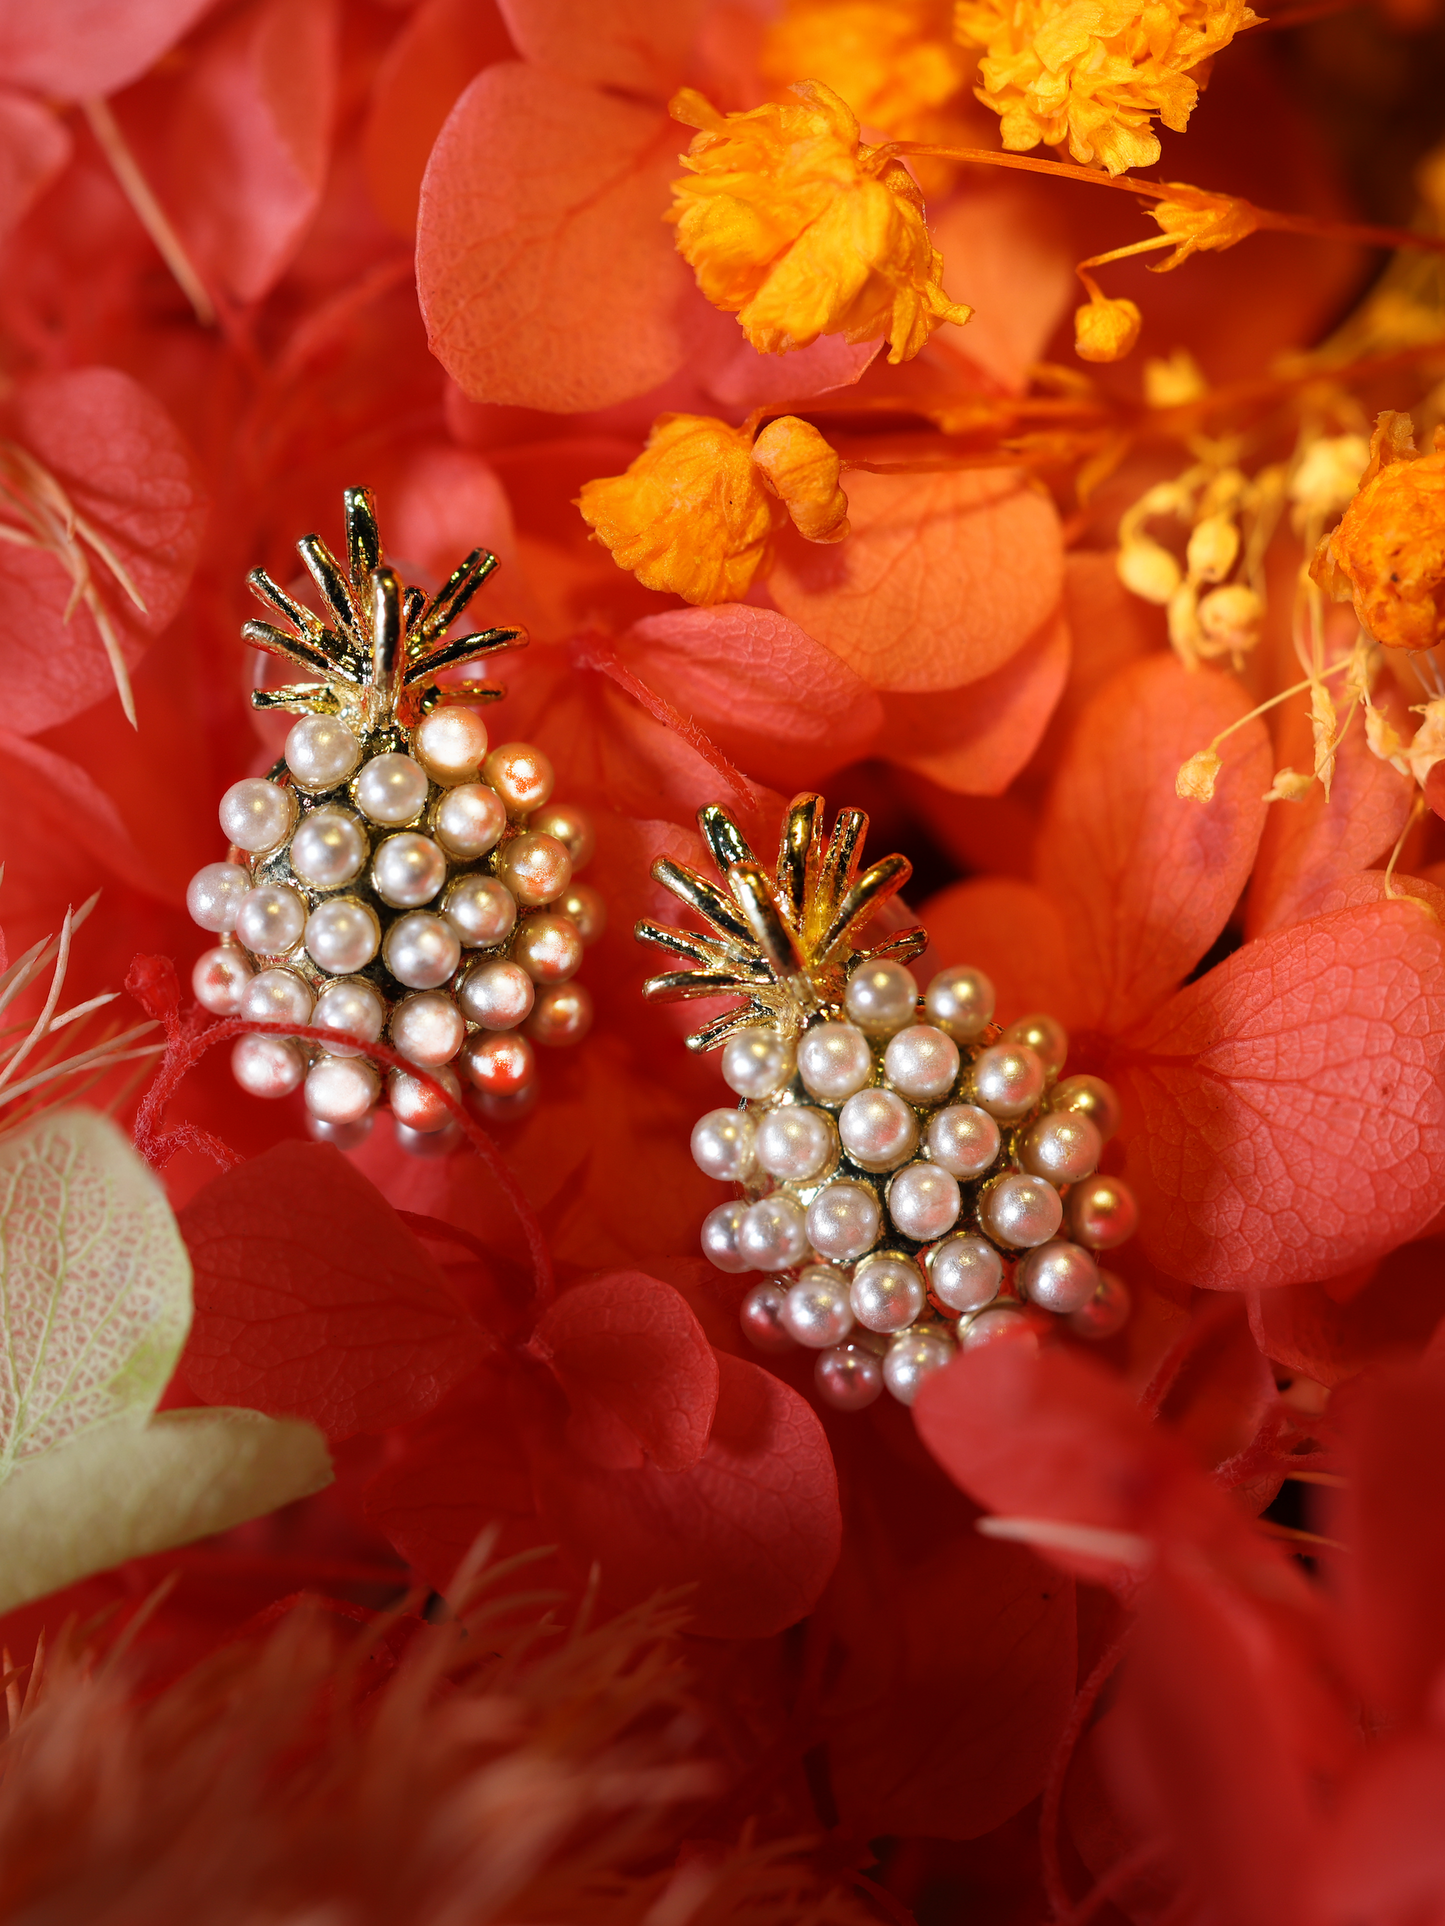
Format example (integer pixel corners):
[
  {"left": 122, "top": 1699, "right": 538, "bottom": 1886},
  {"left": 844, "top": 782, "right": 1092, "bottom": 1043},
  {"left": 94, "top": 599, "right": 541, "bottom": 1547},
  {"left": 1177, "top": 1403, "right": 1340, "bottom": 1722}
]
[
  {"left": 1148, "top": 184, "right": 1260, "bottom": 267},
  {"left": 1312, "top": 411, "right": 1445, "bottom": 650}
]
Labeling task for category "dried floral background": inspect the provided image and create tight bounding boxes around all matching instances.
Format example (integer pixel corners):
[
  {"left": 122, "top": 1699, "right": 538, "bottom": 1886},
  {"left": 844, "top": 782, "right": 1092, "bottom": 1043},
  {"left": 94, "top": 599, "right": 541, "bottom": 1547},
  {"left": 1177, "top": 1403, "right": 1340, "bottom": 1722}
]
[{"left": 2, "top": 0, "right": 1445, "bottom": 1920}]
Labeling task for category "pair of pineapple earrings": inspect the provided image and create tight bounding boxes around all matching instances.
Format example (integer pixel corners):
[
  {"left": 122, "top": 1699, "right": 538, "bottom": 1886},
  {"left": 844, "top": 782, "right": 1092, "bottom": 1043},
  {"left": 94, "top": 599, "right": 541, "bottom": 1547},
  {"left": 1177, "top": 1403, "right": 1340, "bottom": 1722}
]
[{"left": 186, "top": 489, "right": 1134, "bottom": 1406}]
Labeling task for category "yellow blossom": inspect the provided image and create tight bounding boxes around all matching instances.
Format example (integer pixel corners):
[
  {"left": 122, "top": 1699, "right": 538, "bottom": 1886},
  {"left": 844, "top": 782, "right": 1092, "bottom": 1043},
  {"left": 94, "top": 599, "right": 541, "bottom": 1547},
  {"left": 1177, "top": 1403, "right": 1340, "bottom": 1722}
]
[
  {"left": 1262, "top": 766, "right": 1314, "bottom": 803},
  {"left": 761, "top": 0, "right": 972, "bottom": 140},
  {"left": 1176, "top": 746, "right": 1221, "bottom": 800},
  {"left": 667, "top": 82, "right": 973, "bottom": 362},
  {"left": 1143, "top": 347, "right": 1207, "bottom": 407},
  {"left": 955, "top": 0, "right": 1257, "bottom": 175},
  {"left": 1074, "top": 292, "right": 1142, "bottom": 362},
  {"left": 576, "top": 414, "right": 849, "bottom": 607},
  {"left": 1312, "top": 412, "right": 1445, "bottom": 651},
  {"left": 1147, "top": 185, "right": 1259, "bottom": 265}
]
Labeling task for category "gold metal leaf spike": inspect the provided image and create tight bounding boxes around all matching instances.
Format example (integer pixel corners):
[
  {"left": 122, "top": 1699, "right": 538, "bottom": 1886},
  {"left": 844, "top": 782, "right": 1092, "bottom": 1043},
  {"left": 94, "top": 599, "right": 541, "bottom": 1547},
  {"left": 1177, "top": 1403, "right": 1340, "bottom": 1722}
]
[
  {"left": 242, "top": 489, "right": 527, "bottom": 731},
  {"left": 636, "top": 794, "right": 927, "bottom": 1049}
]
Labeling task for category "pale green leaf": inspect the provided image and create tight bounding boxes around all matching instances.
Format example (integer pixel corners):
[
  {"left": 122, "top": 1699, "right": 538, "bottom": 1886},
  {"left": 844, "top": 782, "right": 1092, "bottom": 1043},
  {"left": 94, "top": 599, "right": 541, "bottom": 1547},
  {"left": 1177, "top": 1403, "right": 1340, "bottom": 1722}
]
[
  {"left": 0, "top": 1407, "right": 333, "bottom": 1615},
  {"left": 0, "top": 1107, "right": 191, "bottom": 1479}
]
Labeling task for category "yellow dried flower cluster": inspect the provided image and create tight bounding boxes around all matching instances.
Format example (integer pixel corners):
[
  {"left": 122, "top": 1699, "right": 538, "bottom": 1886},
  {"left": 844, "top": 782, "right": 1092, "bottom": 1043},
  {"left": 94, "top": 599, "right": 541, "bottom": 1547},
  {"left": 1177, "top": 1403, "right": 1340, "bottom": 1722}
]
[
  {"left": 761, "top": 0, "right": 972, "bottom": 145},
  {"left": 955, "top": 0, "right": 1258, "bottom": 175},
  {"left": 1313, "top": 411, "right": 1445, "bottom": 652}
]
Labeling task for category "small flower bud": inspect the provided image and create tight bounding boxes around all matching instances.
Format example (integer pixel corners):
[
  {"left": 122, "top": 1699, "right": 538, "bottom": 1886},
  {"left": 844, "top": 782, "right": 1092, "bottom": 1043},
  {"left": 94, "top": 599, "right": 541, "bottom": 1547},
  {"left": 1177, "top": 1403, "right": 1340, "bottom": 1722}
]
[
  {"left": 1117, "top": 537, "right": 1182, "bottom": 605},
  {"left": 1262, "top": 766, "right": 1313, "bottom": 802},
  {"left": 1143, "top": 349, "right": 1207, "bottom": 409},
  {"left": 1196, "top": 583, "right": 1263, "bottom": 655},
  {"left": 1186, "top": 514, "right": 1239, "bottom": 583},
  {"left": 752, "top": 416, "right": 850, "bottom": 544},
  {"left": 1074, "top": 295, "right": 1142, "bottom": 363},
  {"left": 1176, "top": 747, "right": 1221, "bottom": 801},
  {"left": 1365, "top": 703, "right": 1409, "bottom": 773},
  {"left": 1289, "top": 434, "right": 1370, "bottom": 519}
]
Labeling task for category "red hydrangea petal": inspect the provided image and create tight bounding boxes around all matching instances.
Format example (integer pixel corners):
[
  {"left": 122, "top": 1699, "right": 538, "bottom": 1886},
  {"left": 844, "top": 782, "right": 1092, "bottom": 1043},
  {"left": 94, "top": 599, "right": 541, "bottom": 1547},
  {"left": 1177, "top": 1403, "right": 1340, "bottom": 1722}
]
[
  {"left": 916, "top": 877, "right": 1081, "bottom": 1029},
  {"left": 531, "top": 1272, "right": 719, "bottom": 1472},
  {"left": 0, "top": 0, "right": 217, "bottom": 99},
  {"left": 529, "top": 1352, "right": 840, "bottom": 1637},
  {"left": 179, "top": 1142, "right": 490, "bottom": 1442},
  {"left": 495, "top": 0, "right": 701, "bottom": 96},
  {"left": 1248, "top": 1240, "right": 1445, "bottom": 1387},
  {"left": 1036, "top": 655, "right": 1271, "bottom": 1034},
  {"left": 1120, "top": 901, "right": 1445, "bottom": 1291},
  {"left": 417, "top": 64, "right": 695, "bottom": 412},
  {"left": 702, "top": 334, "right": 881, "bottom": 411},
  {"left": 0, "top": 91, "right": 70, "bottom": 243},
  {"left": 1310, "top": 1734, "right": 1445, "bottom": 1926},
  {"left": 929, "top": 179, "right": 1074, "bottom": 392}
]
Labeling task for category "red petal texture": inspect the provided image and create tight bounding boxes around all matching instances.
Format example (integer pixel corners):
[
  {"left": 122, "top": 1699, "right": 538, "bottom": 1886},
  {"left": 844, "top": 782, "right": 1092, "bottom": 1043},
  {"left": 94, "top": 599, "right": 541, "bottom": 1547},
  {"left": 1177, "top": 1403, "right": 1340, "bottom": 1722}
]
[
  {"left": 361, "top": 0, "right": 513, "bottom": 237},
  {"left": 1311, "top": 1735, "right": 1445, "bottom": 1926},
  {"left": 530, "top": 1353, "right": 841, "bottom": 1637},
  {"left": 769, "top": 467, "right": 1064, "bottom": 693},
  {"left": 930, "top": 179, "right": 1074, "bottom": 392},
  {"left": 417, "top": 64, "right": 695, "bottom": 411},
  {"left": 880, "top": 604, "right": 1070, "bottom": 794},
  {"left": 495, "top": 0, "right": 701, "bottom": 96},
  {"left": 617, "top": 605, "right": 884, "bottom": 790},
  {"left": 531, "top": 1272, "right": 719, "bottom": 1472},
  {"left": 0, "top": 0, "right": 217, "bottom": 98},
  {"left": 1035, "top": 655, "right": 1270, "bottom": 1033},
  {"left": 1248, "top": 1239, "right": 1445, "bottom": 1387},
  {"left": 179, "top": 1142, "right": 489, "bottom": 1442},
  {"left": 0, "top": 367, "right": 204, "bottom": 735},
  {"left": 0, "top": 92, "right": 70, "bottom": 244},
  {"left": 703, "top": 333, "right": 880, "bottom": 411},
  {"left": 1120, "top": 901, "right": 1445, "bottom": 1290}
]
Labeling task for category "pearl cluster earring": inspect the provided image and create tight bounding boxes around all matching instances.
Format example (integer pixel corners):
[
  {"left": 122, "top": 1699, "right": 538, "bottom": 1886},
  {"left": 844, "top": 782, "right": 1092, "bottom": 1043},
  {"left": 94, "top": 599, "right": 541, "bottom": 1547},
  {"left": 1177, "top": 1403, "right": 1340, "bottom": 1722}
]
[
  {"left": 637, "top": 795, "right": 1135, "bottom": 1411},
  {"left": 187, "top": 488, "right": 602, "bottom": 1153}
]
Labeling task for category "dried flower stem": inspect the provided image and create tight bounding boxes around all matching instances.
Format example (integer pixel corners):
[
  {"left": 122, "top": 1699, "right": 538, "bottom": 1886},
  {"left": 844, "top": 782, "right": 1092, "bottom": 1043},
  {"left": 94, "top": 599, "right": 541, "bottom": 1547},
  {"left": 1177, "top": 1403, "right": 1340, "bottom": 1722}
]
[{"left": 81, "top": 98, "right": 216, "bottom": 327}]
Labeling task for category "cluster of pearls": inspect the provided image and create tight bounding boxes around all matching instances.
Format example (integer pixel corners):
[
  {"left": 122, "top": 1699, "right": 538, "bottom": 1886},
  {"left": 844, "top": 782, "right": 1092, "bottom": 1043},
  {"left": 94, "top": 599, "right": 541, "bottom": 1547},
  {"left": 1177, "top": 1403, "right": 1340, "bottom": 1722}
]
[
  {"left": 695, "top": 961, "right": 1136, "bottom": 1412},
  {"left": 189, "top": 707, "right": 603, "bottom": 1152}
]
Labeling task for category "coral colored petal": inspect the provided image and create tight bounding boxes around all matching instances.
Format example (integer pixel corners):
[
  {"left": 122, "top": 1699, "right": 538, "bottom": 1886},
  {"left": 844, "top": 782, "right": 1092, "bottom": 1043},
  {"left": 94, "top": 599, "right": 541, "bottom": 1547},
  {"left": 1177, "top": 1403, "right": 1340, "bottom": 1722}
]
[
  {"left": 1054, "top": 551, "right": 1165, "bottom": 727},
  {"left": 916, "top": 877, "right": 1080, "bottom": 1029},
  {"left": 0, "top": 368, "right": 204, "bottom": 735},
  {"left": 1037, "top": 655, "right": 1271, "bottom": 1034},
  {"left": 769, "top": 466, "right": 1063, "bottom": 693},
  {"left": 1248, "top": 1242, "right": 1445, "bottom": 1388},
  {"left": 1246, "top": 707, "right": 1415, "bottom": 940},
  {"left": 929, "top": 179, "right": 1074, "bottom": 393},
  {"left": 702, "top": 334, "right": 881, "bottom": 411},
  {"left": 418, "top": 64, "right": 696, "bottom": 412},
  {"left": 880, "top": 603, "right": 1069, "bottom": 794},
  {"left": 617, "top": 604, "right": 884, "bottom": 790},
  {"left": 1120, "top": 901, "right": 1445, "bottom": 1291},
  {"left": 496, "top": 0, "right": 701, "bottom": 95},
  {"left": 179, "top": 1143, "right": 490, "bottom": 1443},
  {"left": 361, "top": 0, "right": 513, "bottom": 237},
  {"left": 532, "top": 1273, "right": 719, "bottom": 1473},
  {"left": 0, "top": 0, "right": 217, "bottom": 98},
  {"left": 0, "top": 92, "right": 69, "bottom": 244},
  {"left": 529, "top": 1352, "right": 840, "bottom": 1637}
]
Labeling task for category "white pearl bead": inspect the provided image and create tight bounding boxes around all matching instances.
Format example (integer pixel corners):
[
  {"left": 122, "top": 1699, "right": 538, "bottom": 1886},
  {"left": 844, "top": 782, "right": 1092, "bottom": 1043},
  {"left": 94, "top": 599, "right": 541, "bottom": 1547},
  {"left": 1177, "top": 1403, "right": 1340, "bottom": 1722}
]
[
  {"left": 701, "top": 1199, "right": 751, "bottom": 1273},
  {"left": 443, "top": 875, "right": 517, "bottom": 949},
  {"left": 925, "top": 965, "right": 995, "bottom": 1040},
  {"left": 754, "top": 1105, "right": 835, "bottom": 1182},
  {"left": 929, "top": 1232, "right": 1003, "bottom": 1313},
  {"left": 305, "top": 897, "right": 380, "bottom": 974},
  {"left": 722, "top": 1028, "right": 796, "bottom": 1099},
  {"left": 883, "top": 1023, "right": 960, "bottom": 1102},
  {"left": 557, "top": 882, "right": 605, "bottom": 945},
  {"left": 311, "top": 978, "right": 385, "bottom": 1056},
  {"left": 383, "top": 911, "right": 461, "bottom": 990},
  {"left": 1018, "top": 1238, "right": 1100, "bottom": 1313},
  {"left": 884, "top": 1329, "right": 954, "bottom": 1405},
  {"left": 388, "top": 1062, "right": 461, "bottom": 1132},
  {"left": 838, "top": 1088, "right": 917, "bottom": 1172},
  {"left": 458, "top": 958, "right": 534, "bottom": 1029},
  {"left": 497, "top": 831, "right": 571, "bottom": 907},
  {"left": 978, "top": 1171, "right": 1062, "bottom": 1249},
  {"left": 413, "top": 707, "right": 489, "bottom": 784},
  {"left": 512, "top": 914, "right": 583, "bottom": 983},
  {"left": 782, "top": 1266, "right": 855, "bottom": 1347},
  {"left": 806, "top": 1181, "right": 881, "bottom": 1262},
  {"left": 1003, "top": 1011, "right": 1069, "bottom": 1074},
  {"left": 528, "top": 801, "right": 595, "bottom": 869},
  {"left": 191, "top": 945, "right": 252, "bottom": 1014},
  {"left": 887, "top": 1161, "right": 961, "bottom": 1241},
  {"left": 740, "top": 1280, "right": 795, "bottom": 1352},
  {"left": 797, "top": 1020, "right": 873, "bottom": 1101},
  {"left": 219, "top": 778, "right": 294, "bottom": 854},
  {"left": 304, "top": 1053, "right": 379, "bottom": 1126},
  {"left": 484, "top": 741, "right": 553, "bottom": 813},
  {"left": 372, "top": 833, "right": 448, "bottom": 908},
  {"left": 389, "top": 990, "right": 465, "bottom": 1067},
  {"left": 236, "top": 884, "right": 306, "bottom": 955},
  {"left": 691, "top": 1107, "right": 756, "bottom": 1182},
  {"left": 971, "top": 1042, "right": 1046, "bottom": 1119},
  {"left": 844, "top": 961, "right": 918, "bottom": 1036},
  {"left": 187, "top": 862, "right": 249, "bottom": 933},
  {"left": 460, "top": 1029, "right": 535, "bottom": 1097},
  {"left": 1048, "top": 1073, "right": 1122, "bottom": 1142},
  {"left": 1068, "top": 1270, "right": 1131, "bottom": 1339},
  {"left": 289, "top": 805, "right": 368, "bottom": 889},
  {"left": 240, "top": 967, "right": 314, "bottom": 1026},
  {"left": 738, "top": 1195, "right": 809, "bottom": 1271},
  {"left": 285, "top": 715, "right": 360, "bottom": 791},
  {"left": 850, "top": 1254, "right": 925, "bottom": 1333},
  {"left": 232, "top": 1033, "right": 304, "bottom": 1099},
  {"left": 814, "top": 1343, "right": 884, "bottom": 1410},
  {"left": 924, "top": 1104, "right": 1001, "bottom": 1179},
  {"left": 356, "top": 751, "right": 429, "bottom": 825},
  {"left": 434, "top": 783, "right": 508, "bottom": 859},
  {"left": 960, "top": 1305, "right": 1038, "bottom": 1353},
  {"left": 1018, "top": 1111, "right": 1101, "bottom": 1185},
  {"left": 1065, "top": 1175, "right": 1138, "bottom": 1250}
]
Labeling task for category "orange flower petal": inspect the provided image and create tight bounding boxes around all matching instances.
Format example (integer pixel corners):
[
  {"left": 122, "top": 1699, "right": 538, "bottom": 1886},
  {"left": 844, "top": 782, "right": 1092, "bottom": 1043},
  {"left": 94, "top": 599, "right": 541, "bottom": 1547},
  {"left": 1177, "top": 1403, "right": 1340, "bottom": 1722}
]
[
  {"left": 496, "top": 0, "right": 700, "bottom": 96},
  {"left": 0, "top": 0, "right": 217, "bottom": 98}
]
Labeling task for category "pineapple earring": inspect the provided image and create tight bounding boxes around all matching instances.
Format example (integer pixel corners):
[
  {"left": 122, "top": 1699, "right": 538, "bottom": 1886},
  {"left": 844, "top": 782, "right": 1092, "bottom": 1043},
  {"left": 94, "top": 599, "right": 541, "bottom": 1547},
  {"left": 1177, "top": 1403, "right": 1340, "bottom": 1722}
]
[
  {"left": 637, "top": 796, "right": 1134, "bottom": 1411},
  {"left": 186, "top": 488, "right": 602, "bottom": 1150}
]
